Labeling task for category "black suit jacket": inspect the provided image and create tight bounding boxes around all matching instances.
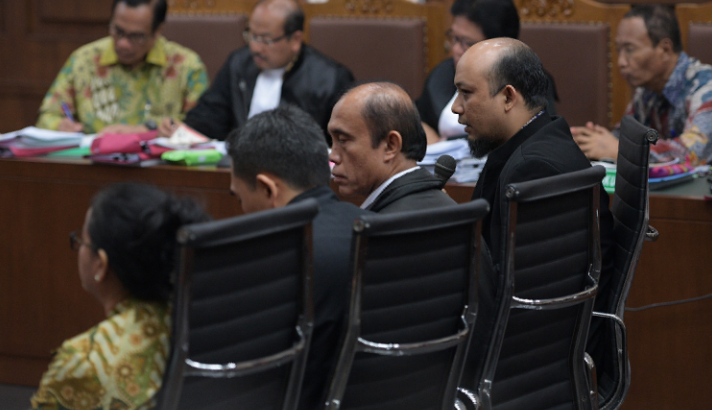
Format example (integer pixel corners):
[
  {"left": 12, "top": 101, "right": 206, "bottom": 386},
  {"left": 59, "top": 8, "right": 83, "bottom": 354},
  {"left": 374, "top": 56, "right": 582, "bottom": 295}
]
[
  {"left": 366, "top": 167, "right": 457, "bottom": 213},
  {"left": 471, "top": 114, "right": 612, "bottom": 270},
  {"left": 184, "top": 45, "right": 354, "bottom": 142},
  {"left": 289, "top": 186, "right": 370, "bottom": 410}
]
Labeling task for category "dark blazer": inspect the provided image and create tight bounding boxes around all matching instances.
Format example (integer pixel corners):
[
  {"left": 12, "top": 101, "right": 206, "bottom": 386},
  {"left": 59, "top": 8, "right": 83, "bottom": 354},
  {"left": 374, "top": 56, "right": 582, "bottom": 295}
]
[
  {"left": 289, "top": 186, "right": 370, "bottom": 410},
  {"left": 471, "top": 114, "right": 612, "bottom": 270},
  {"left": 416, "top": 58, "right": 559, "bottom": 134},
  {"left": 366, "top": 167, "right": 457, "bottom": 213},
  {"left": 184, "top": 45, "right": 354, "bottom": 142}
]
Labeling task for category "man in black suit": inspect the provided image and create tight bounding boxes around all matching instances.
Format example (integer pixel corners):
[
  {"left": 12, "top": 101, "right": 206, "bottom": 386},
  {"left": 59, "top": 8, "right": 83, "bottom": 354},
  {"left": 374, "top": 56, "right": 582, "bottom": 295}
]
[
  {"left": 452, "top": 38, "right": 609, "bottom": 266},
  {"left": 226, "top": 105, "right": 368, "bottom": 410},
  {"left": 328, "top": 82, "right": 456, "bottom": 213},
  {"left": 453, "top": 37, "right": 615, "bottom": 390}
]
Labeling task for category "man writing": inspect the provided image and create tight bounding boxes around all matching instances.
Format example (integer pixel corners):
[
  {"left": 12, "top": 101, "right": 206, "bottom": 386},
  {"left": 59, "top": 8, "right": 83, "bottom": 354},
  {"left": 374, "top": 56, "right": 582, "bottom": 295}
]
[
  {"left": 572, "top": 5, "right": 712, "bottom": 165},
  {"left": 37, "top": 0, "right": 209, "bottom": 135},
  {"left": 226, "top": 105, "right": 368, "bottom": 410},
  {"left": 164, "top": 0, "right": 354, "bottom": 142},
  {"left": 329, "top": 82, "right": 456, "bottom": 213}
]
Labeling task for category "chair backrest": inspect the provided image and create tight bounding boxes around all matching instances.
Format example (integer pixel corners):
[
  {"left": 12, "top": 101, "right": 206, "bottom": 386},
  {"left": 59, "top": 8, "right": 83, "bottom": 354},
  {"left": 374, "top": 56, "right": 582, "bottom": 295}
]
[
  {"left": 592, "top": 115, "right": 658, "bottom": 410},
  {"left": 303, "top": 0, "right": 447, "bottom": 98},
  {"left": 469, "top": 166, "right": 605, "bottom": 410},
  {"left": 515, "top": 0, "right": 630, "bottom": 128},
  {"left": 158, "top": 199, "right": 319, "bottom": 410},
  {"left": 325, "top": 199, "right": 490, "bottom": 410},
  {"left": 677, "top": 3, "right": 712, "bottom": 65},
  {"left": 162, "top": 14, "right": 249, "bottom": 81}
]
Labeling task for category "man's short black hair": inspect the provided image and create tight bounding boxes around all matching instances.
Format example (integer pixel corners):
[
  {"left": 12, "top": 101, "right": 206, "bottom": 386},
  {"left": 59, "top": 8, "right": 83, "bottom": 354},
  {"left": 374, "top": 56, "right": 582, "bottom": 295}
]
[
  {"left": 112, "top": 0, "right": 167, "bottom": 33},
  {"left": 451, "top": 0, "right": 520, "bottom": 39},
  {"left": 355, "top": 82, "right": 427, "bottom": 161},
  {"left": 489, "top": 43, "right": 549, "bottom": 112},
  {"left": 227, "top": 105, "right": 331, "bottom": 191},
  {"left": 624, "top": 5, "right": 682, "bottom": 53}
]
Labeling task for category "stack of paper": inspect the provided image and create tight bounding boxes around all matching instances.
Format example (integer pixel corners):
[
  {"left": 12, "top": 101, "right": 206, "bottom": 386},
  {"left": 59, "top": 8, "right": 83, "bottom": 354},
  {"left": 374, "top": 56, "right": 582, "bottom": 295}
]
[{"left": 0, "top": 127, "right": 93, "bottom": 157}]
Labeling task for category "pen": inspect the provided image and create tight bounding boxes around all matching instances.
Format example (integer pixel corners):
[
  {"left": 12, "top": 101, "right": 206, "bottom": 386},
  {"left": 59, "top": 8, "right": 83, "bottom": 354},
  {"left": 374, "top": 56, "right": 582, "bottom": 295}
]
[{"left": 60, "top": 102, "right": 75, "bottom": 122}]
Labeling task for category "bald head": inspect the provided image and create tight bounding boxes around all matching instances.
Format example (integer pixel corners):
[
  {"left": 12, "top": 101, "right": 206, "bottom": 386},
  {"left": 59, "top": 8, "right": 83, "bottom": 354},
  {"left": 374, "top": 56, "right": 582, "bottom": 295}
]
[
  {"left": 458, "top": 38, "right": 549, "bottom": 111},
  {"left": 452, "top": 38, "right": 550, "bottom": 157},
  {"left": 341, "top": 82, "right": 427, "bottom": 161},
  {"left": 254, "top": 0, "right": 303, "bottom": 32}
]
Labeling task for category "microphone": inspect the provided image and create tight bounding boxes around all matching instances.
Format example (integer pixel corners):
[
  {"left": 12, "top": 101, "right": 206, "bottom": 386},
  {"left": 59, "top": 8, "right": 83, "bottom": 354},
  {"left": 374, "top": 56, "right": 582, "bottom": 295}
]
[{"left": 434, "top": 155, "right": 457, "bottom": 188}]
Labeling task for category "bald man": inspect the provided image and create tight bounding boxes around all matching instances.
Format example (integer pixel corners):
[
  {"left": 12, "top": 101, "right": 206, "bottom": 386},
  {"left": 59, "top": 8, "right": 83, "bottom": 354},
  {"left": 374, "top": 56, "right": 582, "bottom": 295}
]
[
  {"left": 329, "top": 82, "right": 456, "bottom": 213},
  {"left": 452, "top": 38, "right": 611, "bottom": 264},
  {"left": 161, "top": 0, "right": 354, "bottom": 141}
]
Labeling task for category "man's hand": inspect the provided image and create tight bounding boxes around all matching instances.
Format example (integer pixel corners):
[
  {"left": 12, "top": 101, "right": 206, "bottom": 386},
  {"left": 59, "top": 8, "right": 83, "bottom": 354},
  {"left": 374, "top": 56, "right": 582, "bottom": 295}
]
[
  {"left": 96, "top": 124, "right": 149, "bottom": 137},
  {"left": 58, "top": 118, "right": 83, "bottom": 133},
  {"left": 158, "top": 118, "right": 181, "bottom": 137},
  {"left": 571, "top": 121, "right": 619, "bottom": 161}
]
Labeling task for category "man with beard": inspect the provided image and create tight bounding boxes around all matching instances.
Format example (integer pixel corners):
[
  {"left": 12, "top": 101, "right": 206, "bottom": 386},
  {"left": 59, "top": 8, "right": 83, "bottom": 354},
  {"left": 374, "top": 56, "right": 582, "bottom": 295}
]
[
  {"left": 452, "top": 38, "right": 611, "bottom": 267},
  {"left": 160, "top": 0, "right": 354, "bottom": 142}
]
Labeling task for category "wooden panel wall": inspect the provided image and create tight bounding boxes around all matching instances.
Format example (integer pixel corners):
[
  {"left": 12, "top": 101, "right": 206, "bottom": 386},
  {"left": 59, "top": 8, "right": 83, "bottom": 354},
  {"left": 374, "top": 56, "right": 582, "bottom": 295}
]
[{"left": 0, "top": 0, "right": 112, "bottom": 133}]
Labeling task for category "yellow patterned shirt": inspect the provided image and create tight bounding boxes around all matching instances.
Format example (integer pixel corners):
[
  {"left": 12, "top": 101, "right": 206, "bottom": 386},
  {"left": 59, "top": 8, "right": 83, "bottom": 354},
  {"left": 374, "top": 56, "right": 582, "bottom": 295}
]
[
  {"left": 36, "top": 36, "right": 209, "bottom": 133},
  {"left": 30, "top": 298, "right": 171, "bottom": 410}
]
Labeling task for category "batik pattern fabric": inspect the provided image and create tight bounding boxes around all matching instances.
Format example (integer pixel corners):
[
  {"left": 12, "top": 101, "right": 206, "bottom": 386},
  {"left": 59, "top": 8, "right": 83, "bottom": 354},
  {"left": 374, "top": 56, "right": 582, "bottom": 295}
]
[
  {"left": 618, "top": 52, "right": 712, "bottom": 165},
  {"left": 36, "top": 36, "right": 209, "bottom": 134},
  {"left": 30, "top": 298, "right": 171, "bottom": 410}
]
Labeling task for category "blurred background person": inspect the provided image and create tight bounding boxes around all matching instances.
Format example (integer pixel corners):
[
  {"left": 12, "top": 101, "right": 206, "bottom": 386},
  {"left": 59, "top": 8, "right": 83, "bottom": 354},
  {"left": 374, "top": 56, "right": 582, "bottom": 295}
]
[
  {"left": 416, "top": 0, "right": 558, "bottom": 144},
  {"left": 30, "top": 183, "right": 209, "bottom": 410}
]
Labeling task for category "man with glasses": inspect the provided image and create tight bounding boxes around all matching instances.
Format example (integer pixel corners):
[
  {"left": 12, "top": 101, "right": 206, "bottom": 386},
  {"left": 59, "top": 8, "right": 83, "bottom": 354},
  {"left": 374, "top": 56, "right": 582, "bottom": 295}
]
[
  {"left": 415, "top": 0, "right": 557, "bottom": 144},
  {"left": 164, "top": 0, "right": 354, "bottom": 142},
  {"left": 36, "top": 0, "right": 209, "bottom": 135},
  {"left": 572, "top": 5, "right": 712, "bottom": 165}
]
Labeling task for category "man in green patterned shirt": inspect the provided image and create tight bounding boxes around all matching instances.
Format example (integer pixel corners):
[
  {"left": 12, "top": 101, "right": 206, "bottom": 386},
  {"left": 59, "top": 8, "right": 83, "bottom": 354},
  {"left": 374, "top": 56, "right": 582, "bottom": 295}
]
[{"left": 36, "top": 0, "right": 209, "bottom": 135}]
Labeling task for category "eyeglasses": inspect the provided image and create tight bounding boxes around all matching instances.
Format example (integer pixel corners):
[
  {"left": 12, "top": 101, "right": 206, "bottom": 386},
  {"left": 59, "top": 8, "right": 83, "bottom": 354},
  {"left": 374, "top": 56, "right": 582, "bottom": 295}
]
[
  {"left": 446, "top": 29, "right": 478, "bottom": 50},
  {"left": 109, "top": 23, "right": 150, "bottom": 46},
  {"left": 243, "top": 29, "right": 290, "bottom": 46},
  {"left": 69, "top": 231, "right": 91, "bottom": 251}
]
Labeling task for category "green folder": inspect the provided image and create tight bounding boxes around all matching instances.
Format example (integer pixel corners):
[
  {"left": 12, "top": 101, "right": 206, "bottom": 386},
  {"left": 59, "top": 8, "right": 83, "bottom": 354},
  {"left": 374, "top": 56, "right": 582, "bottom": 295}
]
[
  {"left": 161, "top": 149, "right": 222, "bottom": 166},
  {"left": 46, "top": 146, "right": 91, "bottom": 158}
]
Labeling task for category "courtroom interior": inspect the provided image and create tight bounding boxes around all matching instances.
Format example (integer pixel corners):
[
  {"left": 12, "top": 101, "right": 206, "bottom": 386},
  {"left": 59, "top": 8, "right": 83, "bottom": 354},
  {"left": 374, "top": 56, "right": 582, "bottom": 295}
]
[{"left": 1, "top": 0, "right": 711, "bottom": 409}]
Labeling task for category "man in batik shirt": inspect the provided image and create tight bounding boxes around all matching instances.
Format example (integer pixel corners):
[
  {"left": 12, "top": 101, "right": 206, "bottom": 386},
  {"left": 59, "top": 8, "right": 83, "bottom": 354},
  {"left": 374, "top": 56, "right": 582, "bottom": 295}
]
[
  {"left": 36, "top": 0, "right": 208, "bottom": 135},
  {"left": 572, "top": 5, "right": 712, "bottom": 165}
]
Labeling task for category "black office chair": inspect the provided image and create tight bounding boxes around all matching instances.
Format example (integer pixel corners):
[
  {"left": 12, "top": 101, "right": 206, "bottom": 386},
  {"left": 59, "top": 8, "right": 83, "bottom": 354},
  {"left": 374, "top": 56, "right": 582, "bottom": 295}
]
[
  {"left": 158, "top": 199, "right": 319, "bottom": 410},
  {"left": 461, "top": 165, "right": 606, "bottom": 410},
  {"left": 324, "top": 199, "right": 490, "bottom": 410},
  {"left": 588, "top": 115, "right": 659, "bottom": 410}
]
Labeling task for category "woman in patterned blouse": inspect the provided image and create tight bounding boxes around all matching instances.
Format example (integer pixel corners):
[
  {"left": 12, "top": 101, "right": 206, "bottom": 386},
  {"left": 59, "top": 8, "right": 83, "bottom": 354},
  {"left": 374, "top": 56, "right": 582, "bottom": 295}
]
[{"left": 31, "top": 183, "right": 209, "bottom": 410}]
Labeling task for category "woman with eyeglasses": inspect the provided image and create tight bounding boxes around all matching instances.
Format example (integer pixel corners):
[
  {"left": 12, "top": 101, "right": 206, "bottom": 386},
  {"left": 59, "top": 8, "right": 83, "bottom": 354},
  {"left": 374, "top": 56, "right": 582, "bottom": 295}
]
[
  {"left": 416, "top": 0, "right": 558, "bottom": 144},
  {"left": 30, "top": 183, "right": 209, "bottom": 410}
]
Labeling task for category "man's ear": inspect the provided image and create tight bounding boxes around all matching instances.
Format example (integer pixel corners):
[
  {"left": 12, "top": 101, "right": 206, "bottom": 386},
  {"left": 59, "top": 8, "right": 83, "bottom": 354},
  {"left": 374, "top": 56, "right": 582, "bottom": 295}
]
[
  {"left": 383, "top": 130, "right": 403, "bottom": 162},
  {"left": 256, "top": 173, "right": 280, "bottom": 208},
  {"left": 502, "top": 85, "right": 518, "bottom": 112},
  {"left": 153, "top": 22, "right": 165, "bottom": 38},
  {"left": 289, "top": 30, "right": 303, "bottom": 54},
  {"left": 656, "top": 38, "right": 675, "bottom": 58}
]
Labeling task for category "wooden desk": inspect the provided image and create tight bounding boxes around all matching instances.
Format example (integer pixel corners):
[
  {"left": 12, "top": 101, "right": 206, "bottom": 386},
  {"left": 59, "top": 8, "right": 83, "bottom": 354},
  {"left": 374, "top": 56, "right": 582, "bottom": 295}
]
[{"left": 2, "top": 158, "right": 711, "bottom": 409}]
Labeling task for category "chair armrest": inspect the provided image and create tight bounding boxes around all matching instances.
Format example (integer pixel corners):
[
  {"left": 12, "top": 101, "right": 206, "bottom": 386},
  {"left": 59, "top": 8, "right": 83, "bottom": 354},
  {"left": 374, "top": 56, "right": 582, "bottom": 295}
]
[
  {"left": 512, "top": 273, "right": 598, "bottom": 310},
  {"left": 645, "top": 225, "right": 659, "bottom": 242},
  {"left": 455, "top": 387, "right": 480, "bottom": 410},
  {"left": 584, "top": 353, "right": 600, "bottom": 410},
  {"left": 358, "top": 315, "right": 470, "bottom": 356},
  {"left": 184, "top": 325, "right": 306, "bottom": 378},
  {"left": 591, "top": 311, "right": 629, "bottom": 410}
]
